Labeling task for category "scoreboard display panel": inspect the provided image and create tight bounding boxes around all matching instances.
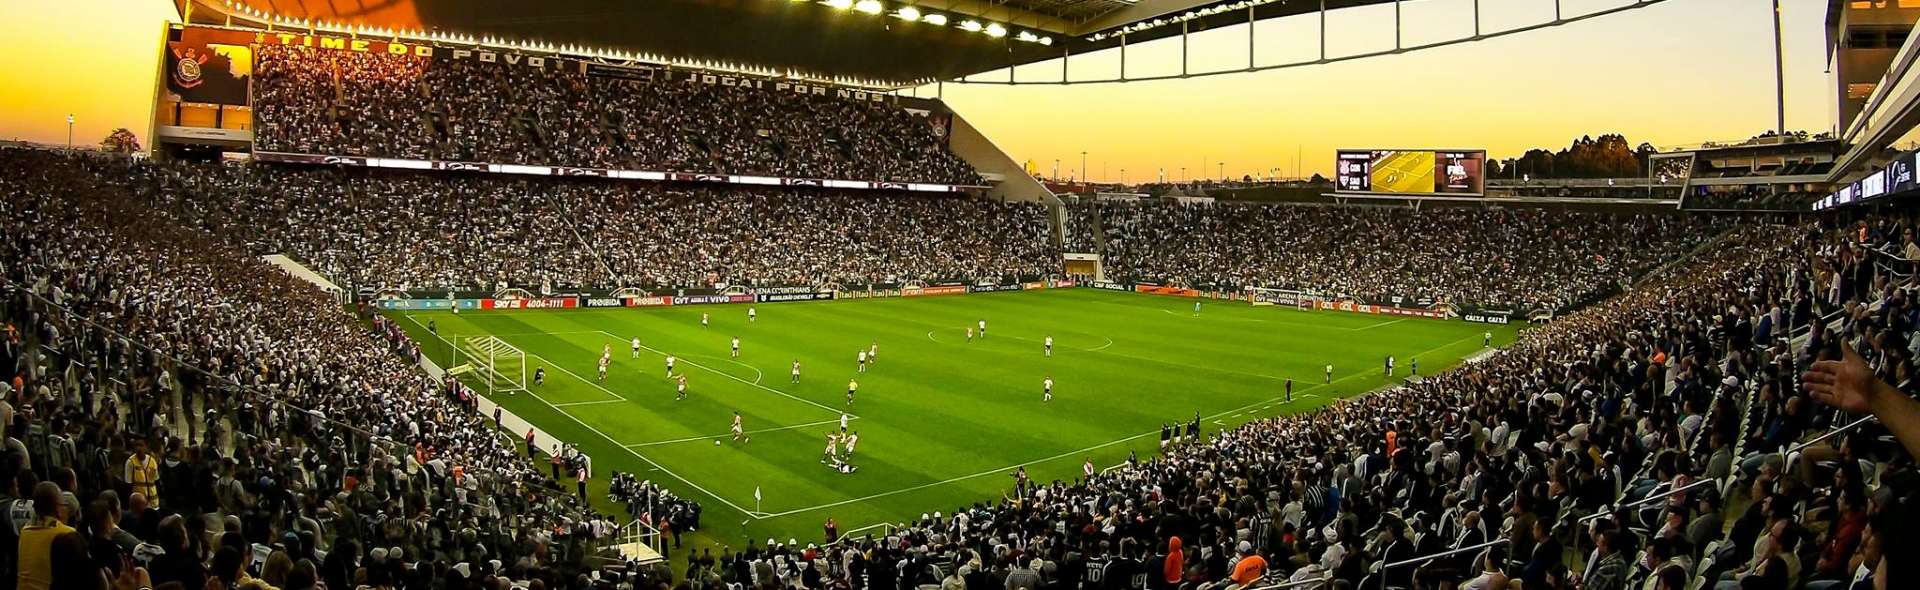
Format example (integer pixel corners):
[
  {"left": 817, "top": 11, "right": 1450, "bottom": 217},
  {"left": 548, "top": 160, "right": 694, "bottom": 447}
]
[{"left": 1335, "top": 149, "right": 1486, "bottom": 196}]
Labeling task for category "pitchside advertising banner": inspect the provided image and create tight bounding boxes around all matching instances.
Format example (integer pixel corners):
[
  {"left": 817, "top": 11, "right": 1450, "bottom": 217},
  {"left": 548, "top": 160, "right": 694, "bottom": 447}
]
[{"left": 369, "top": 281, "right": 1065, "bottom": 310}]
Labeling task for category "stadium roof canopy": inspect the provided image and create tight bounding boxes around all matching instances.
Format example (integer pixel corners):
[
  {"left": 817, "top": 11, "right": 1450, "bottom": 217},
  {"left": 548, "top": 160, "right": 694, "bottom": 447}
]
[{"left": 196, "top": 0, "right": 1404, "bottom": 86}]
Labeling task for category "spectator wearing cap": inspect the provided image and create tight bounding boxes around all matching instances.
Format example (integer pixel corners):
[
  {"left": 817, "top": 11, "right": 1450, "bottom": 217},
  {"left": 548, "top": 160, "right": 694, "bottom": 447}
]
[{"left": 1228, "top": 541, "right": 1265, "bottom": 585}]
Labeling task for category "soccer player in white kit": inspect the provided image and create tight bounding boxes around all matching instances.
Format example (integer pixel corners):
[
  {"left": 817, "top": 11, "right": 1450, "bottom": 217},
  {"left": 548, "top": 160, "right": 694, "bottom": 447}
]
[
  {"left": 598, "top": 356, "right": 609, "bottom": 381},
  {"left": 822, "top": 431, "right": 839, "bottom": 463},
  {"left": 631, "top": 337, "right": 641, "bottom": 359},
  {"left": 731, "top": 412, "right": 747, "bottom": 442},
  {"left": 844, "top": 431, "right": 859, "bottom": 458},
  {"left": 857, "top": 350, "right": 867, "bottom": 373},
  {"left": 674, "top": 374, "right": 688, "bottom": 400},
  {"left": 839, "top": 412, "right": 850, "bottom": 431},
  {"left": 868, "top": 342, "right": 878, "bottom": 366},
  {"left": 978, "top": 319, "right": 987, "bottom": 338},
  {"left": 1044, "top": 335, "right": 1054, "bottom": 357},
  {"left": 790, "top": 360, "right": 801, "bottom": 384},
  {"left": 748, "top": 307, "right": 757, "bottom": 322},
  {"left": 665, "top": 355, "right": 677, "bottom": 377},
  {"left": 965, "top": 327, "right": 974, "bottom": 342},
  {"left": 1043, "top": 375, "right": 1054, "bottom": 402},
  {"left": 1083, "top": 458, "right": 1095, "bottom": 478},
  {"left": 701, "top": 313, "right": 709, "bottom": 329},
  {"left": 731, "top": 336, "right": 741, "bottom": 358}
]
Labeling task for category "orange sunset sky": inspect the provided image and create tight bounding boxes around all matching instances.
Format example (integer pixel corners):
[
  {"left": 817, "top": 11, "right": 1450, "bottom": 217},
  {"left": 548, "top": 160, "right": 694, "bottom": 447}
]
[{"left": 0, "top": 0, "right": 1837, "bottom": 180}]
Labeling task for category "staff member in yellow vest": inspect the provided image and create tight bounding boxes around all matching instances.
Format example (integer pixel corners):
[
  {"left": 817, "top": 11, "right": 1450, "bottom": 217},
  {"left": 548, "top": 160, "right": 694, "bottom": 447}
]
[{"left": 123, "top": 439, "right": 159, "bottom": 508}]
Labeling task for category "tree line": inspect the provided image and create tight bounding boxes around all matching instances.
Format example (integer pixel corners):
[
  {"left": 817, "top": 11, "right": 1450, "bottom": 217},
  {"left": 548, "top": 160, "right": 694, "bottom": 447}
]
[{"left": 1489, "top": 134, "right": 1657, "bottom": 180}]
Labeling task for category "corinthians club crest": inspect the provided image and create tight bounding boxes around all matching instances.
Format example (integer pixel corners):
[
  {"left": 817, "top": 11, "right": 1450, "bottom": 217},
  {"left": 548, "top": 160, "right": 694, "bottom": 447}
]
[{"left": 172, "top": 46, "right": 210, "bottom": 89}]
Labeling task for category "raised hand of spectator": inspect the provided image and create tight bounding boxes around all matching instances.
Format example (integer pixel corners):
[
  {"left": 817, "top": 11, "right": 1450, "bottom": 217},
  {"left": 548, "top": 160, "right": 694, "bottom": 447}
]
[
  {"left": 1805, "top": 340, "right": 1920, "bottom": 460},
  {"left": 110, "top": 563, "right": 150, "bottom": 590},
  {"left": 1804, "top": 340, "right": 1882, "bottom": 414}
]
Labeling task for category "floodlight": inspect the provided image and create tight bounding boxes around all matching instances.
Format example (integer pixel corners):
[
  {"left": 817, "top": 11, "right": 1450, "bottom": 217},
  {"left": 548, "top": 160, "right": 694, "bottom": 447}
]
[
  {"left": 984, "top": 23, "right": 1007, "bottom": 37},
  {"left": 959, "top": 20, "right": 983, "bottom": 32},
  {"left": 823, "top": 0, "right": 854, "bottom": 9},
  {"left": 894, "top": 6, "right": 921, "bottom": 20},
  {"left": 853, "top": 0, "right": 883, "bottom": 15},
  {"left": 922, "top": 13, "right": 948, "bottom": 25}
]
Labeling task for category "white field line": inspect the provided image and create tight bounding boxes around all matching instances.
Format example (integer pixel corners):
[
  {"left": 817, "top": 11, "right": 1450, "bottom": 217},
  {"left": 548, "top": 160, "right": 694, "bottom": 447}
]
[
  {"left": 405, "top": 316, "right": 760, "bottom": 517},
  {"left": 688, "top": 353, "right": 765, "bottom": 385}
]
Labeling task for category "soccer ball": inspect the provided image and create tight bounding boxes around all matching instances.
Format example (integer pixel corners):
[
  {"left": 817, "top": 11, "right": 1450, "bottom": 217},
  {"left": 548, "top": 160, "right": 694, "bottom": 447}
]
[{"left": 714, "top": 440, "right": 722, "bottom": 446}]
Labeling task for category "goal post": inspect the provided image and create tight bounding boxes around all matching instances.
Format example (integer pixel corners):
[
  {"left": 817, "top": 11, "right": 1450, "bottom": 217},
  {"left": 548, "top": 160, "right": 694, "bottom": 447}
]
[
  {"left": 1246, "top": 287, "right": 1316, "bottom": 311},
  {"left": 461, "top": 336, "right": 529, "bottom": 396}
]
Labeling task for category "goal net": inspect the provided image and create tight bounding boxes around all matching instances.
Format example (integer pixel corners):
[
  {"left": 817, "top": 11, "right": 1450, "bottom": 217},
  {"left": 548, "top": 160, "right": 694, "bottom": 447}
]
[
  {"left": 462, "top": 336, "right": 529, "bottom": 395},
  {"left": 1246, "top": 287, "right": 1316, "bottom": 311}
]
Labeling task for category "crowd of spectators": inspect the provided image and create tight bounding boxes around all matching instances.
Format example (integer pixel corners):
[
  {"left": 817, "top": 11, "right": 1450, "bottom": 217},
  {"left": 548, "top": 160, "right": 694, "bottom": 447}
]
[
  {"left": 0, "top": 148, "right": 658, "bottom": 589},
  {"left": 1079, "top": 201, "right": 1726, "bottom": 311},
  {"left": 1683, "top": 186, "right": 1827, "bottom": 212},
  {"left": 1061, "top": 199, "right": 1099, "bottom": 254},
  {"left": 132, "top": 162, "right": 1051, "bottom": 292},
  {"left": 251, "top": 46, "right": 980, "bottom": 185},
  {"left": 686, "top": 214, "right": 1920, "bottom": 590}
]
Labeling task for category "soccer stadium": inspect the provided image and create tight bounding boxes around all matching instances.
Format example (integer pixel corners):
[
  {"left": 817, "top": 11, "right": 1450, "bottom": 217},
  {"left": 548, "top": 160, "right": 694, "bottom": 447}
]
[{"left": 5, "top": 0, "right": 1920, "bottom": 588}]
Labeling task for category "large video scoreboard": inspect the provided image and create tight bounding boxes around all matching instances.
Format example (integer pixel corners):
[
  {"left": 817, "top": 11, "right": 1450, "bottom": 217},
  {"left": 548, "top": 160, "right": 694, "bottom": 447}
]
[{"left": 1335, "top": 149, "right": 1486, "bottom": 196}]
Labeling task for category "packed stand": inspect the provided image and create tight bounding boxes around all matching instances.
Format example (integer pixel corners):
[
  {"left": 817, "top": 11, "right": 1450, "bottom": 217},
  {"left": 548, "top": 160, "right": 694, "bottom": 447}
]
[
  {"left": 567, "top": 185, "right": 1052, "bottom": 289},
  {"left": 251, "top": 46, "right": 982, "bottom": 185},
  {"left": 1087, "top": 201, "right": 1726, "bottom": 311},
  {"left": 0, "top": 148, "right": 660, "bottom": 589},
  {"left": 134, "top": 162, "right": 1051, "bottom": 292}
]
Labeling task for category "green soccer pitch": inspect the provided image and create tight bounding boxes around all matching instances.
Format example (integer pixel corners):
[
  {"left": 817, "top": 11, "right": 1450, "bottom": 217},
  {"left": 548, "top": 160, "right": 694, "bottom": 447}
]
[{"left": 390, "top": 288, "right": 1517, "bottom": 548}]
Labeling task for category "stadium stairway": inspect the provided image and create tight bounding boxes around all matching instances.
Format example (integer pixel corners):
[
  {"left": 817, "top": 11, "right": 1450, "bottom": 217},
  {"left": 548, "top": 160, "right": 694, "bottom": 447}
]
[{"left": 935, "top": 101, "right": 1066, "bottom": 250}]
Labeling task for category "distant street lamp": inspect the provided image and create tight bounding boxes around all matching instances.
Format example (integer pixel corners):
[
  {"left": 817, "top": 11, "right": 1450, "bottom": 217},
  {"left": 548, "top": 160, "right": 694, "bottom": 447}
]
[{"left": 66, "top": 114, "right": 74, "bottom": 150}]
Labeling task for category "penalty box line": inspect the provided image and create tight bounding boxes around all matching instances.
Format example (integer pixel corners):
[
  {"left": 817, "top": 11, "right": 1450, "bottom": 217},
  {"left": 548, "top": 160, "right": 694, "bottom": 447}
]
[{"left": 404, "top": 316, "right": 761, "bottom": 517}]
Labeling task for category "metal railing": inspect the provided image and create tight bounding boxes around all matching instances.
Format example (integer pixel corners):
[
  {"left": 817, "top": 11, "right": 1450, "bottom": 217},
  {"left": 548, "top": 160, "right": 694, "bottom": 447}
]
[
  {"left": 1578, "top": 478, "right": 1718, "bottom": 524},
  {"left": 1234, "top": 538, "right": 1510, "bottom": 590}
]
